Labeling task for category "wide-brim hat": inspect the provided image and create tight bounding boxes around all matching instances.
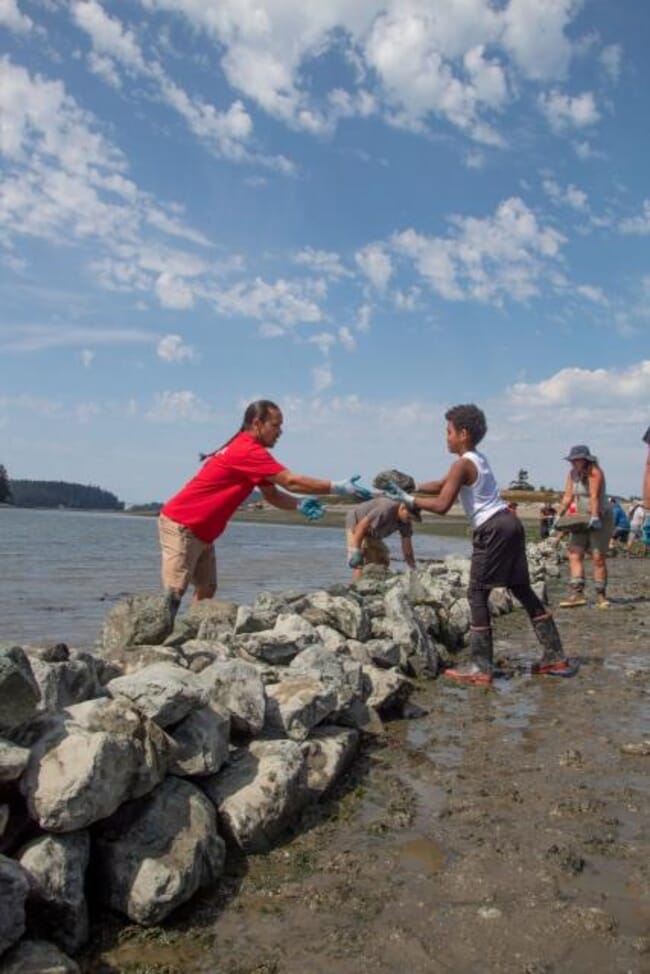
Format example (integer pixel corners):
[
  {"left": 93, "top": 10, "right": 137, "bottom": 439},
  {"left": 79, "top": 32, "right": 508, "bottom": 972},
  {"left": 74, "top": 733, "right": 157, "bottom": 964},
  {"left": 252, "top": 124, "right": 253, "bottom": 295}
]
[{"left": 564, "top": 444, "right": 597, "bottom": 463}]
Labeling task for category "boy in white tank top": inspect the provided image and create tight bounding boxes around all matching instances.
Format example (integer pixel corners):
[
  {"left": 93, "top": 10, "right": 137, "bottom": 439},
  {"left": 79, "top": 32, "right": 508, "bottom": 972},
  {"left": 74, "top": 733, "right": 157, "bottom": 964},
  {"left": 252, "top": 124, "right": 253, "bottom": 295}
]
[{"left": 383, "top": 404, "right": 574, "bottom": 685}]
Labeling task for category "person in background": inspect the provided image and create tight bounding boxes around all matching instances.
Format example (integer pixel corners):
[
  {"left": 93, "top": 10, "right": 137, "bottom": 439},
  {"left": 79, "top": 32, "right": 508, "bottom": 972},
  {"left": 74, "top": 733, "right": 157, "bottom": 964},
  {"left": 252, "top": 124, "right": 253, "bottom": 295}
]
[
  {"left": 642, "top": 426, "right": 650, "bottom": 536},
  {"left": 383, "top": 403, "right": 571, "bottom": 685},
  {"left": 609, "top": 497, "right": 631, "bottom": 547},
  {"left": 627, "top": 500, "right": 646, "bottom": 552},
  {"left": 159, "top": 399, "right": 372, "bottom": 615},
  {"left": 346, "top": 496, "right": 419, "bottom": 579},
  {"left": 553, "top": 445, "right": 613, "bottom": 609},
  {"left": 539, "top": 501, "right": 557, "bottom": 540}
]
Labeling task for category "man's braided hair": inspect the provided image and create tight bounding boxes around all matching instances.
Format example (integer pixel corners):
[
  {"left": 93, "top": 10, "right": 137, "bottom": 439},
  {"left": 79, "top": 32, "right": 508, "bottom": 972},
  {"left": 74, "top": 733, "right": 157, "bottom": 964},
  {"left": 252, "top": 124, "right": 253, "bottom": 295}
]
[{"left": 372, "top": 469, "right": 416, "bottom": 492}]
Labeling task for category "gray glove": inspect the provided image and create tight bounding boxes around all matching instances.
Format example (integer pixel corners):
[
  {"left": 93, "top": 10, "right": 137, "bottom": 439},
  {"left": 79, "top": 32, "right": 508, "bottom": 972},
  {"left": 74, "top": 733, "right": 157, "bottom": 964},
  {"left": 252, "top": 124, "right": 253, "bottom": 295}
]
[
  {"left": 331, "top": 476, "right": 373, "bottom": 501},
  {"left": 347, "top": 548, "right": 364, "bottom": 569},
  {"left": 383, "top": 480, "right": 416, "bottom": 509},
  {"left": 588, "top": 516, "right": 602, "bottom": 531}
]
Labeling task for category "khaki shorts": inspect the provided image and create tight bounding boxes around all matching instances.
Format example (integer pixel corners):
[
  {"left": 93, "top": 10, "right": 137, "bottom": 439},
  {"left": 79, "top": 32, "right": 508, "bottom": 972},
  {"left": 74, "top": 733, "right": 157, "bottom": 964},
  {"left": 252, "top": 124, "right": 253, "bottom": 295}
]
[
  {"left": 158, "top": 514, "right": 217, "bottom": 595},
  {"left": 567, "top": 509, "right": 614, "bottom": 555}
]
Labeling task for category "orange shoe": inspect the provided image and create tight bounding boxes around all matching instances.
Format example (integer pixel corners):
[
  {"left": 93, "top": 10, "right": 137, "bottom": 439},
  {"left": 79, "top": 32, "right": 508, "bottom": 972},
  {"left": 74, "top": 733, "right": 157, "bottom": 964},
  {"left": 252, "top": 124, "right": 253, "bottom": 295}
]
[
  {"left": 443, "top": 664, "right": 493, "bottom": 686},
  {"left": 531, "top": 658, "right": 579, "bottom": 677}
]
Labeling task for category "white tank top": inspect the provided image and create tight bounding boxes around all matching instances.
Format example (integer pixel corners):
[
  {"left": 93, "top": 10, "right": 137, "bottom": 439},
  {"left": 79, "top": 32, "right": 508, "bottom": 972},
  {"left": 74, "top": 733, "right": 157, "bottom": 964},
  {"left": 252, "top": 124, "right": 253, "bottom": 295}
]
[{"left": 459, "top": 450, "right": 507, "bottom": 528}]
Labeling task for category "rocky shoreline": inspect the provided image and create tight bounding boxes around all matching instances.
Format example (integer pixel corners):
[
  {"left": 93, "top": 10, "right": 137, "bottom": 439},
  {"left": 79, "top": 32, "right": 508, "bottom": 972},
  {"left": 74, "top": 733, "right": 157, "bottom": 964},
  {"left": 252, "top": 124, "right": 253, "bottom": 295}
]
[{"left": 0, "top": 542, "right": 561, "bottom": 971}]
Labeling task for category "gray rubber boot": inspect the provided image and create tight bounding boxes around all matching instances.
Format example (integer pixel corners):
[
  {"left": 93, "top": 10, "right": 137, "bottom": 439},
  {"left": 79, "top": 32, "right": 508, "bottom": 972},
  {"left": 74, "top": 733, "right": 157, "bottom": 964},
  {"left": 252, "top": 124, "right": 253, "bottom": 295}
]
[
  {"left": 532, "top": 614, "right": 565, "bottom": 664},
  {"left": 443, "top": 628, "right": 494, "bottom": 685},
  {"left": 469, "top": 627, "right": 494, "bottom": 672}
]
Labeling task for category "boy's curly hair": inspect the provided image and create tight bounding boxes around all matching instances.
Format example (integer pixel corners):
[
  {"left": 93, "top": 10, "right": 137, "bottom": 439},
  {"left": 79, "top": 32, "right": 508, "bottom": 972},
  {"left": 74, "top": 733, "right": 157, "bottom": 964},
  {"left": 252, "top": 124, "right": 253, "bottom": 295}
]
[{"left": 445, "top": 404, "right": 487, "bottom": 446}]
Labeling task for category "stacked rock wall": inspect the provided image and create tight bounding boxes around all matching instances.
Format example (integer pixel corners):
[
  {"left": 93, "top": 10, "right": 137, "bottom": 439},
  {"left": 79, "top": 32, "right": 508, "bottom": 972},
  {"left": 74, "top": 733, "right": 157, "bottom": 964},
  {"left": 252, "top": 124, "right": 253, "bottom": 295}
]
[{"left": 0, "top": 542, "right": 560, "bottom": 968}]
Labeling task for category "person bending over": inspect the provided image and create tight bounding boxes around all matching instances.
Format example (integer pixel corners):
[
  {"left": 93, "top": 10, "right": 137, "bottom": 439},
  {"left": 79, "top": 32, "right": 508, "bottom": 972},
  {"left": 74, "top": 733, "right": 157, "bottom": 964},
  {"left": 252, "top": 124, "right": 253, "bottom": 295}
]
[
  {"left": 159, "top": 399, "right": 372, "bottom": 616},
  {"left": 384, "top": 403, "right": 570, "bottom": 685},
  {"left": 346, "top": 496, "right": 419, "bottom": 579}
]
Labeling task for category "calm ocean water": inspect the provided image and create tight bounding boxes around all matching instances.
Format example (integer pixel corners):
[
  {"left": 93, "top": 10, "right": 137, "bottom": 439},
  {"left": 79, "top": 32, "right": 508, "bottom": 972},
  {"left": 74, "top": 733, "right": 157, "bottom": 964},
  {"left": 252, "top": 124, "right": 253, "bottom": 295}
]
[{"left": 0, "top": 508, "right": 470, "bottom": 647}]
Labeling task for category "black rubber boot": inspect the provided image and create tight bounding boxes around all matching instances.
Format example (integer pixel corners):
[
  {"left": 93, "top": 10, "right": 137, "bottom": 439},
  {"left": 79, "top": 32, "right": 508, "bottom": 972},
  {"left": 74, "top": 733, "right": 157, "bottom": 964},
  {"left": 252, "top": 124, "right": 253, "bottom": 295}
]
[
  {"left": 532, "top": 614, "right": 565, "bottom": 664},
  {"left": 443, "top": 628, "right": 493, "bottom": 685}
]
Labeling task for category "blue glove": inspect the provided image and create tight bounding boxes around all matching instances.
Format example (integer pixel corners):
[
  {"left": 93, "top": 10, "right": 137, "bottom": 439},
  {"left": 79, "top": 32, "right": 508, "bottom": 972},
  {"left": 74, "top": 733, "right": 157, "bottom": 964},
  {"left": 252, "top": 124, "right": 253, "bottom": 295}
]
[
  {"left": 348, "top": 548, "right": 364, "bottom": 569},
  {"left": 331, "top": 476, "right": 373, "bottom": 501},
  {"left": 297, "top": 497, "right": 325, "bottom": 521},
  {"left": 588, "top": 516, "right": 602, "bottom": 531},
  {"left": 383, "top": 480, "right": 416, "bottom": 509}
]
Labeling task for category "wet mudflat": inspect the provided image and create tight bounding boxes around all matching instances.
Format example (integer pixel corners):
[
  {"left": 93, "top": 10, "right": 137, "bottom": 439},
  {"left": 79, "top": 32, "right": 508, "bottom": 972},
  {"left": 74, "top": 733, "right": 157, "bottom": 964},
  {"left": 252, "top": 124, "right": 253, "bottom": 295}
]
[{"left": 84, "top": 555, "right": 650, "bottom": 974}]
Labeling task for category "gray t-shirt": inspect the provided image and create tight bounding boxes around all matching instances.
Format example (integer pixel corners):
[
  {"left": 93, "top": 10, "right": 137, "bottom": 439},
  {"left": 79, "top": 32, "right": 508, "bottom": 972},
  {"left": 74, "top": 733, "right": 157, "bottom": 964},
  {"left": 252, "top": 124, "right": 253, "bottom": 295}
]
[{"left": 345, "top": 496, "right": 412, "bottom": 539}]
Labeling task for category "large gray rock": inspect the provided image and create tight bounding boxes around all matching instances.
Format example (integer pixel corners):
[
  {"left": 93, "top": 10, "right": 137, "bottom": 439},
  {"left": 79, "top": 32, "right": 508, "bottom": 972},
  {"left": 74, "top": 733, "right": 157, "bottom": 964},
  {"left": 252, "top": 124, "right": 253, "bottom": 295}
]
[
  {"left": 0, "top": 738, "right": 30, "bottom": 783},
  {"left": 27, "top": 656, "right": 102, "bottom": 713},
  {"left": 302, "top": 726, "right": 359, "bottom": 800},
  {"left": 0, "top": 940, "right": 79, "bottom": 973},
  {"left": 100, "top": 594, "right": 174, "bottom": 656},
  {"left": 289, "top": 647, "right": 364, "bottom": 712},
  {"left": 233, "top": 605, "right": 277, "bottom": 635},
  {"left": 168, "top": 706, "right": 230, "bottom": 777},
  {"left": 294, "top": 592, "right": 370, "bottom": 641},
  {"left": 364, "top": 665, "right": 414, "bottom": 715},
  {"left": 18, "top": 698, "right": 174, "bottom": 832},
  {"left": 0, "top": 854, "right": 29, "bottom": 956},
  {"left": 164, "top": 598, "right": 237, "bottom": 647},
  {"left": 106, "top": 662, "right": 207, "bottom": 727},
  {"left": 264, "top": 675, "right": 337, "bottom": 741},
  {"left": 95, "top": 777, "right": 226, "bottom": 926},
  {"left": 234, "top": 630, "right": 308, "bottom": 666},
  {"left": 202, "top": 739, "right": 308, "bottom": 852},
  {"left": 0, "top": 646, "right": 41, "bottom": 734},
  {"left": 18, "top": 831, "right": 89, "bottom": 954},
  {"left": 439, "top": 597, "right": 471, "bottom": 648},
  {"left": 200, "top": 660, "right": 266, "bottom": 736}
]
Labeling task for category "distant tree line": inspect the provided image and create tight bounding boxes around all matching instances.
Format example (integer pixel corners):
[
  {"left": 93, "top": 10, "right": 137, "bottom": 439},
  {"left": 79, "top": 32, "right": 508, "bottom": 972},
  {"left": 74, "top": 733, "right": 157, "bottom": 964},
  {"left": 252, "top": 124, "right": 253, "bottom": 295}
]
[
  {"left": 8, "top": 479, "right": 124, "bottom": 510},
  {"left": 0, "top": 465, "right": 11, "bottom": 504}
]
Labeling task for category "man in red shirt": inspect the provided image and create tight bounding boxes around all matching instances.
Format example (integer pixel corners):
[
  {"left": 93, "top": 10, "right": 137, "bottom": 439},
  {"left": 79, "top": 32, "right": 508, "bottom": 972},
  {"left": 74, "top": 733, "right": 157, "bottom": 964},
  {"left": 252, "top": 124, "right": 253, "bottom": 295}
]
[{"left": 159, "top": 399, "right": 371, "bottom": 613}]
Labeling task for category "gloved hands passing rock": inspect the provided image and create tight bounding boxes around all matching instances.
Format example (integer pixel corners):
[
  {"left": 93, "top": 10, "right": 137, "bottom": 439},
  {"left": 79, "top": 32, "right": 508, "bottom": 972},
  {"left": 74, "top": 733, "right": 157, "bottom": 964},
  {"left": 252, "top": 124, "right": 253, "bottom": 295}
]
[
  {"left": 331, "top": 476, "right": 373, "bottom": 501},
  {"left": 297, "top": 497, "right": 325, "bottom": 521}
]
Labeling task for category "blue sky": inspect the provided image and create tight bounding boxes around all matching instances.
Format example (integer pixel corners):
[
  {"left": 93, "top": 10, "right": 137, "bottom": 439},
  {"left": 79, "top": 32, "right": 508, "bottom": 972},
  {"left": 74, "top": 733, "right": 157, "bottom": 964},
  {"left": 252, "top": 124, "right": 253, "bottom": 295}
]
[{"left": 1, "top": 0, "right": 649, "bottom": 504}]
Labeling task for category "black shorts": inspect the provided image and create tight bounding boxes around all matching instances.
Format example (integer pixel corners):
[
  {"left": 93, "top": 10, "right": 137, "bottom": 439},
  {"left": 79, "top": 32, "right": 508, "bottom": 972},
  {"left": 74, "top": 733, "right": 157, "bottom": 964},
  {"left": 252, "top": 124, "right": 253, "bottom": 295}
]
[{"left": 470, "top": 508, "right": 530, "bottom": 591}]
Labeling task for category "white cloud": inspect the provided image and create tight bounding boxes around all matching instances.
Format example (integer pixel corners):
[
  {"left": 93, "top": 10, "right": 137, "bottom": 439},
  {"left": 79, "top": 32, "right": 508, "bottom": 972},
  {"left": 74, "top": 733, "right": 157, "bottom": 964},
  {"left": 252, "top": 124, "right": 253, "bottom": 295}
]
[
  {"left": 72, "top": 0, "right": 147, "bottom": 73},
  {"left": 145, "top": 390, "right": 214, "bottom": 422},
  {"left": 600, "top": 43, "right": 622, "bottom": 83},
  {"left": 312, "top": 364, "right": 334, "bottom": 393},
  {"left": 538, "top": 89, "right": 600, "bottom": 133},
  {"left": 293, "top": 247, "right": 350, "bottom": 279},
  {"left": 80, "top": 348, "right": 95, "bottom": 367},
  {"left": 154, "top": 272, "right": 195, "bottom": 309},
  {"left": 0, "top": 324, "right": 157, "bottom": 352},
  {"left": 156, "top": 333, "right": 196, "bottom": 362},
  {"left": 619, "top": 200, "right": 650, "bottom": 235},
  {"left": 509, "top": 361, "right": 650, "bottom": 408},
  {"left": 391, "top": 196, "right": 565, "bottom": 305},
  {"left": 576, "top": 284, "right": 608, "bottom": 306},
  {"left": 356, "top": 303, "right": 372, "bottom": 332},
  {"left": 338, "top": 326, "right": 356, "bottom": 351},
  {"left": 542, "top": 178, "right": 588, "bottom": 211},
  {"left": 139, "top": 0, "right": 586, "bottom": 145},
  {"left": 355, "top": 243, "right": 393, "bottom": 290},
  {"left": 308, "top": 332, "right": 336, "bottom": 355},
  {"left": 208, "top": 277, "right": 325, "bottom": 326},
  {"left": 0, "top": 0, "right": 32, "bottom": 32}
]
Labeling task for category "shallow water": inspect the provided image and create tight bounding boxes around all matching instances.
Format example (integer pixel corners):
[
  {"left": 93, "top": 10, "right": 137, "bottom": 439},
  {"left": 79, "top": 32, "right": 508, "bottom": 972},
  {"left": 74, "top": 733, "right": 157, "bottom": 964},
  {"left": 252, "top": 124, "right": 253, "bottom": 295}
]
[{"left": 0, "top": 508, "right": 470, "bottom": 646}]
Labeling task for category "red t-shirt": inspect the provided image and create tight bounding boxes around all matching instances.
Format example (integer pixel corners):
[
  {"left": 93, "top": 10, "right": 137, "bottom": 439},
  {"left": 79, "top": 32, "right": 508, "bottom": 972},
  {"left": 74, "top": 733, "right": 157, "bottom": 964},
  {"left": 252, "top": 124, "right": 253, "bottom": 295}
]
[{"left": 161, "top": 432, "right": 286, "bottom": 542}]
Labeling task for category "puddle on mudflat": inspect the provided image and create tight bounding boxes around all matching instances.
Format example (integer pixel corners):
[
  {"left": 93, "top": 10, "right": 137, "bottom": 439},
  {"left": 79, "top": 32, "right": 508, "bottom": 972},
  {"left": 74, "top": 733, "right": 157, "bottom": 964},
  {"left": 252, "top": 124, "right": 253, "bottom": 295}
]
[{"left": 396, "top": 835, "right": 447, "bottom": 875}]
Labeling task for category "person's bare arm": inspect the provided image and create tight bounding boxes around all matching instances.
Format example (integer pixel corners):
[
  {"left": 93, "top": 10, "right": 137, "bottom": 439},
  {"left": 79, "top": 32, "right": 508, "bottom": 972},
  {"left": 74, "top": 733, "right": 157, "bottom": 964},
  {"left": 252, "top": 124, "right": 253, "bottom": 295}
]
[
  {"left": 416, "top": 476, "right": 447, "bottom": 495},
  {"left": 411, "top": 458, "right": 473, "bottom": 515},
  {"left": 589, "top": 467, "right": 605, "bottom": 517},
  {"left": 644, "top": 449, "right": 650, "bottom": 511},
  {"left": 259, "top": 482, "right": 300, "bottom": 510},
  {"left": 556, "top": 474, "right": 574, "bottom": 517},
  {"left": 350, "top": 516, "right": 371, "bottom": 548},
  {"left": 269, "top": 470, "right": 332, "bottom": 494},
  {"left": 401, "top": 535, "right": 416, "bottom": 569}
]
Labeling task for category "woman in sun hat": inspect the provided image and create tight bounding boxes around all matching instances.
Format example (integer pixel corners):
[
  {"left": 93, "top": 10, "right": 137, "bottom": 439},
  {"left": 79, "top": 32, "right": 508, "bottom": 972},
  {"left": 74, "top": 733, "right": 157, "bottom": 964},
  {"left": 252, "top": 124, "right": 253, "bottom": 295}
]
[{"left": 553, "top": 445, "right": 614, "bottom": 608}]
